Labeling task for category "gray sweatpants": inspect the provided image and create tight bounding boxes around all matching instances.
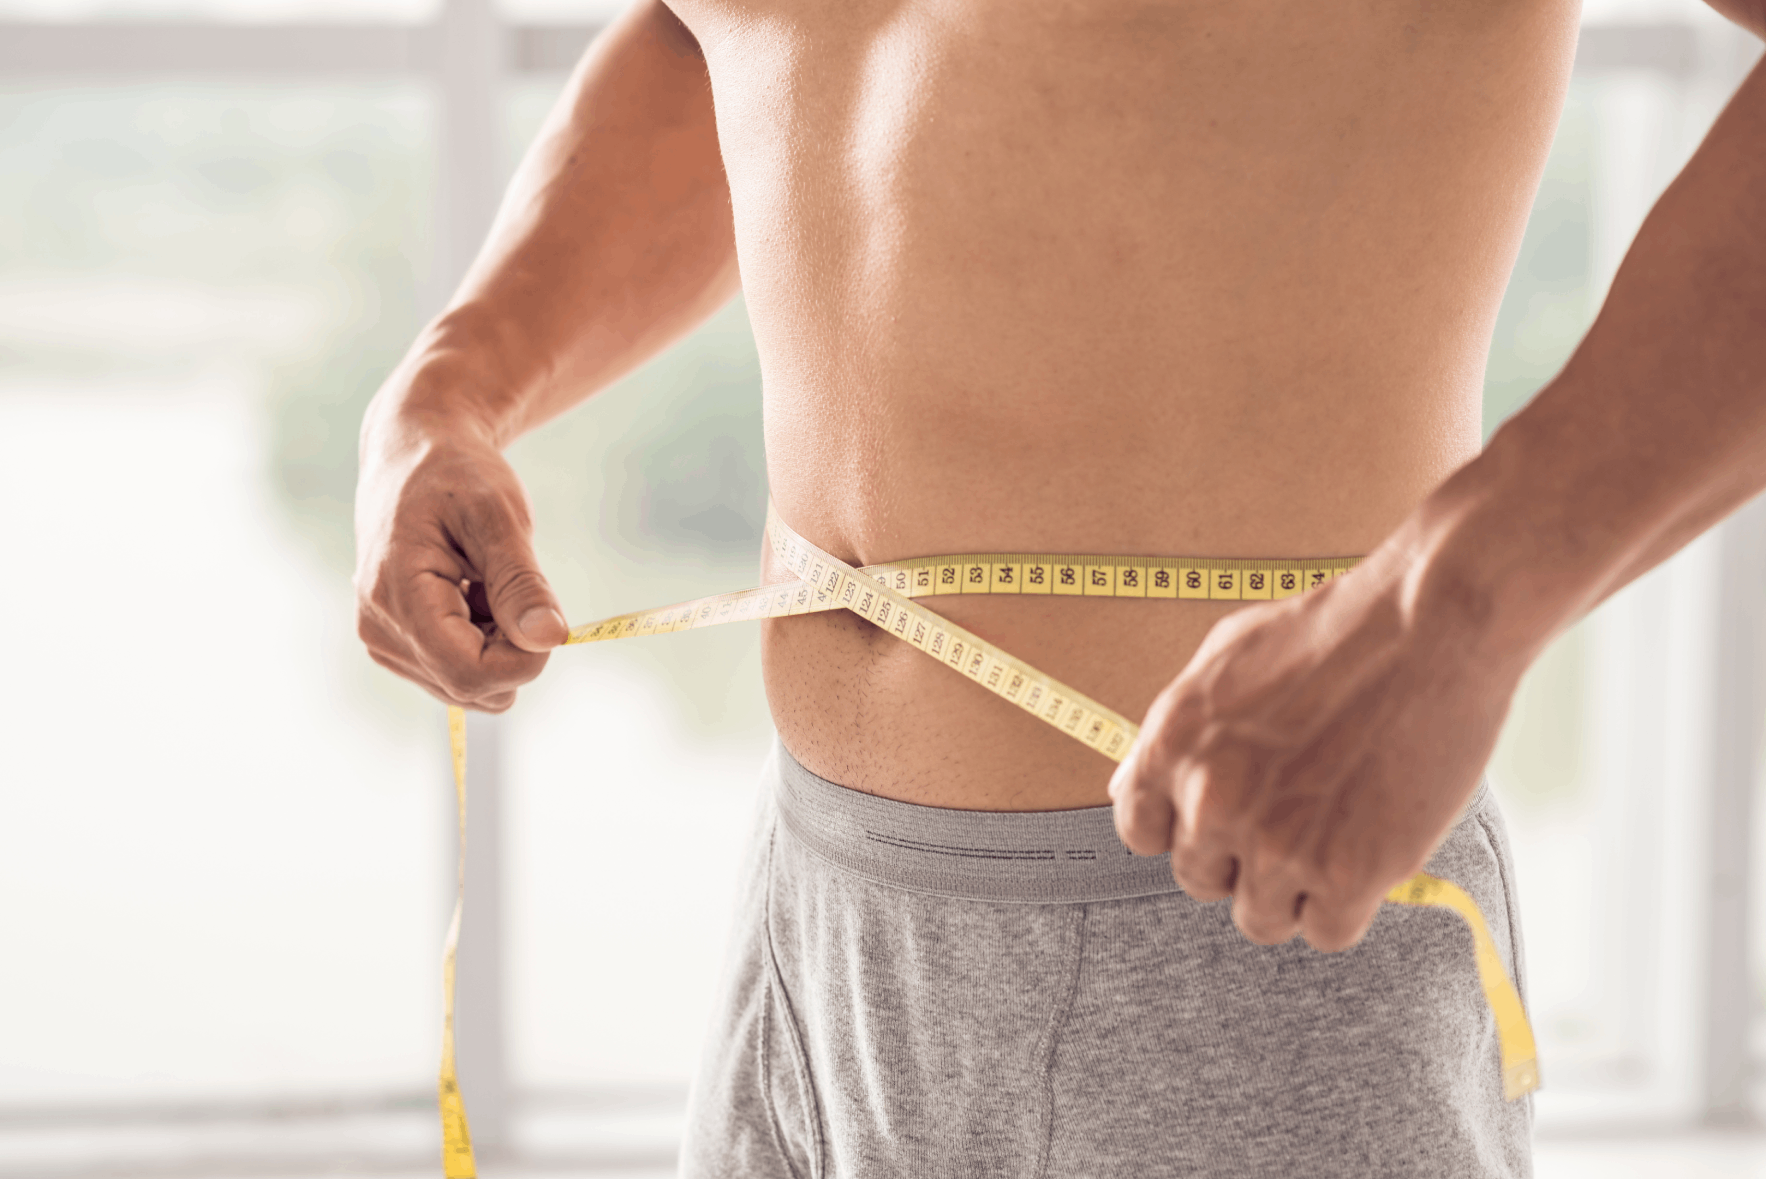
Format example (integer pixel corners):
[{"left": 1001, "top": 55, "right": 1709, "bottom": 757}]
[{"left": 682, "top": 741, "right": 1532, "bottom": 1178}]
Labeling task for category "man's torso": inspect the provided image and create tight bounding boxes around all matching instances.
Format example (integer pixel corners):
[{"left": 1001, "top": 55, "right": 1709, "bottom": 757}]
[{"left": 666, "top": 0, "right": 1579, "bottom": 809}]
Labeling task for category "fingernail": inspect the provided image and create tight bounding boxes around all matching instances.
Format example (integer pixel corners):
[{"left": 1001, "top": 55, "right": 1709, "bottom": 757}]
[{"left": 518, "top": 606, "right": 564, "bottom": 642}]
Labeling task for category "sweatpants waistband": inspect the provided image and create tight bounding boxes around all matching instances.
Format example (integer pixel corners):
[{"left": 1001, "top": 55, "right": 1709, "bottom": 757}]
[{"left": 770, "top": 739, "right": 1183, "bottom": 904}]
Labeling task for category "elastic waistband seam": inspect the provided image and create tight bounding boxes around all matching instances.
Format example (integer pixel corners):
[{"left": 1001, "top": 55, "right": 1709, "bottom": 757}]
[
  {"left": 773, "top": 801, "right": 1182, "bottom": 905},
  {"left": 769, "top": 740, "right": 1183, "bottom": 905}
]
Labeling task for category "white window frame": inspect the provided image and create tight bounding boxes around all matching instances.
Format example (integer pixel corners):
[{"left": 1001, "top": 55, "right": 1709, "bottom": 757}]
[{"left": 0, "top": 4, "right": 1758, "bottom": 1169}]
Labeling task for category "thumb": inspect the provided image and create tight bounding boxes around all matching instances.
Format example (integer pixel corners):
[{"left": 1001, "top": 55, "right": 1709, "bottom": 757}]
[{"left": 480, "top": 539, "right": 568, "bottom": 653}]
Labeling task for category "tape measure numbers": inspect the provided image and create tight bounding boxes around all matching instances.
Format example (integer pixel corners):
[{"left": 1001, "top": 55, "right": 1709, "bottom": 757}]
[{"left": 434, "top": 506, "right": 1539, "bottom": 1175}]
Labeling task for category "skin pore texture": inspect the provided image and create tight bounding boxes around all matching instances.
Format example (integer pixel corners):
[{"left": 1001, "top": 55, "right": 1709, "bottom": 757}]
[{"left": 355, "top": 0, "right": 1766, "bottom": 949}]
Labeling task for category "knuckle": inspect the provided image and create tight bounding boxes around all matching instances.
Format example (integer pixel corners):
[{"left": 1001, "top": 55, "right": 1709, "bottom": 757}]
[
  {"left": 1235, "top": 909, "right": 1294, "bottom": 946},
  {"left": 1114, "top": 791, "right": 1172, "bottom": 854},
  {"left": 1315, "top": 852, "right": 1371, "bottom": 901},
  {"left": 1114, "top": 758, "right": 1167, "bottom": 815},
  {"left": 476, "top": 690, "right": 518, "bottom": 714},
  {"left": 451, "top": 674, "right": 511, "bottom": 707},
  {"left": 357, "top": 608, "right": 396, "bottom": 650},
  {"left": 1258, "top": 789, "right": 1323, "bottom": 845},
  {"left": 1172, "top": 849, "right": 1234, "bottom": 900},
  {"left": 1247, "top": 830, "right": 1305, "bottom": 879},
  {"left": 426, "top": 656, "right": 485, "bottom": 701},
  {"left": 1189, "top": 762, "right": 1250, "bottom": 830},
  {"left": 1179, "top": 877, "right": 1229, "bottom": 904},
  {"left": 430, "top": 685, "right": 470, "bottom": 709},
  {"left": 1106, "top": 758, "right": 1141, "bottom": 803},
  {"left": 1112, "top": 758, "right": 1155, "bottom": 803},
  {"left": 423, "top": 642, "right": 544, "bottom": 703},
  {"left": 366, "top": 568, "right": 407, "bottom": 618},
  {"left": 1146, "top": 692, "right": 1204, "bottom": 761},
  {"left": 1167, "top": 825, "right": 1205, "bottom": 866}
]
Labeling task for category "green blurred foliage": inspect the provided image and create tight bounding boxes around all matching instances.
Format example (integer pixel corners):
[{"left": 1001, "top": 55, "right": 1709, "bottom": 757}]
[
  {"left": 499, "top": 78, "right": 771, "bottom": 741},
  {"left": 1481, "top": 80, "right": 1596, "bottom": 440},
  {"left": 0, "top": 85, "right": 432, "bottom": 576},
  {"left": 509, "top": 297, "right": 769, "bottom": 742},
  {"left": 1490, "top": 620, "right": 1590, "bottom": 813},
  {"left": 0, "top": 80, "right": 770, "bottom": 740}
]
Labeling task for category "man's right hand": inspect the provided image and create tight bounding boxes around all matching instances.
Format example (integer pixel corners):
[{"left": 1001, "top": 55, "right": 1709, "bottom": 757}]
[
  {"left": 354, "top": 416, "right": 569, "bottom": 712},
  {"left": 349, "top": 0, "right": 735, "bottom": 711}
]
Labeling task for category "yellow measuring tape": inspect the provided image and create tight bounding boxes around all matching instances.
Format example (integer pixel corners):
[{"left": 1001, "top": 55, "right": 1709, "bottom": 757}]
[
  {"left": 435, "top": 505, "right": 1538, "bottom": 1174},
  {"left": 440, "top": 709, "right": 475, "bottom": 1177}
]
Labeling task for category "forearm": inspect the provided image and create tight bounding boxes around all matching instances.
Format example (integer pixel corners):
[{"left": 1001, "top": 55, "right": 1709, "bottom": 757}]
[
  {"left": 368, "top": 0, "right": 738, "bottom": 453},
  {"left": 1410, "top": 53, "right": 1766, "bottom": 663}
]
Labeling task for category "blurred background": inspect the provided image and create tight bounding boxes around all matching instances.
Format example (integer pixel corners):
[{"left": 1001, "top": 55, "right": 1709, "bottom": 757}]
[{"left": 0, "top": 0, "right": 1763, "bottom": 1175}]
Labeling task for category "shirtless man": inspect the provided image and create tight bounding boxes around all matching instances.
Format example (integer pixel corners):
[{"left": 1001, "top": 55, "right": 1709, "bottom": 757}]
[{"left": 354, "top": 0, "right": 1766, "bottom": 1172}]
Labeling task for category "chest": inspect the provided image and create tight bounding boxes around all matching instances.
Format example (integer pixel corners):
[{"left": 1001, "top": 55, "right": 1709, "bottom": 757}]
[{"left": 665, "top": 0, "right": 1571, "bottom": 165}]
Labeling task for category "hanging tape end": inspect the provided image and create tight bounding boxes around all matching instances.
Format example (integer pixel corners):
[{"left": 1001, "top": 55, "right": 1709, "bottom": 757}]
[
  {"left": 440, "top": 1083, "right": 477, "bottom": 1178},
  {"left": 1503, "top": 1058, "right": 1541, "bottom": 1102}
]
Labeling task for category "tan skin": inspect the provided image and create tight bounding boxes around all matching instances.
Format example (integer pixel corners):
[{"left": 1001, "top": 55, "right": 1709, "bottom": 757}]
[{"left": 357, "top": 0, "right": 1766, "bottom": 952}]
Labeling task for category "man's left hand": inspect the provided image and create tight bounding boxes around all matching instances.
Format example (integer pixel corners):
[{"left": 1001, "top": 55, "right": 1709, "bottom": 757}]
[{"left": 1108, "top": 546, "right": 1523, "bottom": 952}]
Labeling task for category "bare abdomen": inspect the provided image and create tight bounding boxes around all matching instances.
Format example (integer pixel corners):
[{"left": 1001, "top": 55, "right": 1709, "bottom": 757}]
[{"left": 689, "top": 0, "right": 1578, "bottom": 807}]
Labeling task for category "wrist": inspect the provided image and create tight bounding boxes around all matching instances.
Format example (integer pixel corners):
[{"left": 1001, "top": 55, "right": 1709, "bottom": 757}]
[
  {"left": 362, "top": 304, "right": 541, "bottom": 460},
  {"left": 1390, "top": 423, "right": 1607, "bottom": 677}
]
